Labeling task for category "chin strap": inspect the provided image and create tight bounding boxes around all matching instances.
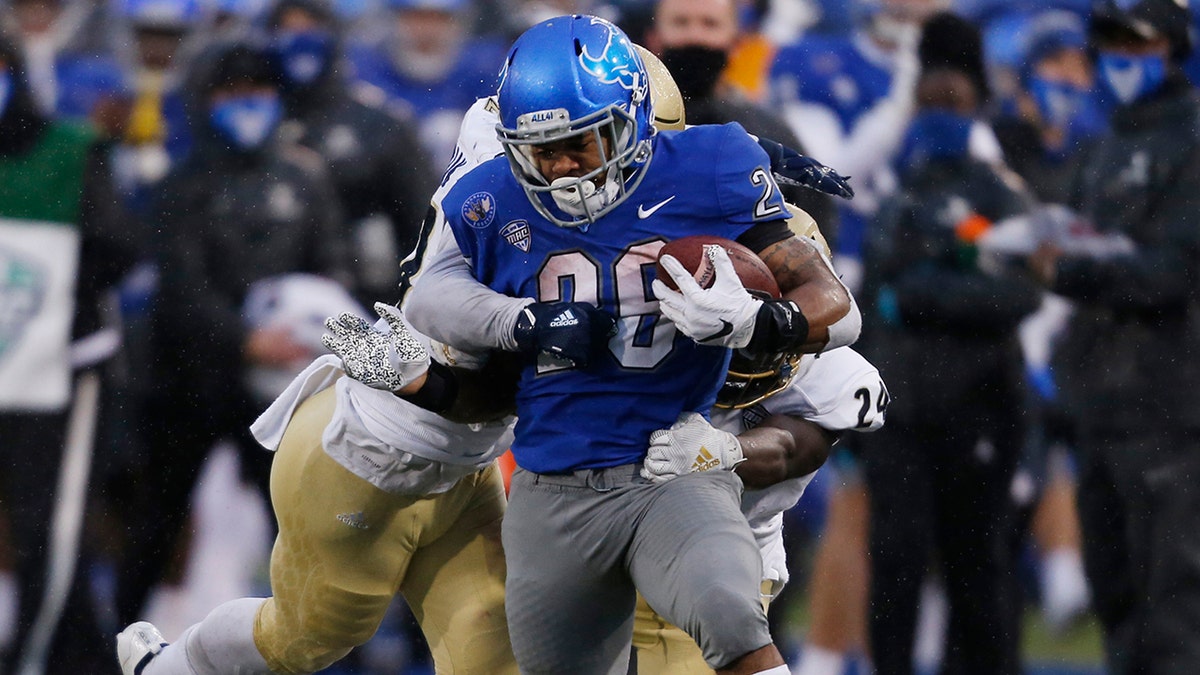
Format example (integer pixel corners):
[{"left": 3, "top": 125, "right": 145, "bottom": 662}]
[{"left": 549, "top": 171, "right": 621, "bottom": 222}]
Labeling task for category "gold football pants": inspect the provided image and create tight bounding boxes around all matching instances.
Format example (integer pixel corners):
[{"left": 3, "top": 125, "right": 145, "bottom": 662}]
[
  {"left": 633, "top": 583, "right": 776, "bottom": 675},
  {"left": 251, "top": 387, "right": 515, "bottom": 674}
]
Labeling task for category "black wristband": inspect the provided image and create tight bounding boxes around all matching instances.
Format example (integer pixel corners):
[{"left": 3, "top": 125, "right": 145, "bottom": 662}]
[
  {"left": 747, "top": 298, "right": 810, "bottom": 355},
  {"left": 399, "top": 361, "right": 459, "bottom": 414}
]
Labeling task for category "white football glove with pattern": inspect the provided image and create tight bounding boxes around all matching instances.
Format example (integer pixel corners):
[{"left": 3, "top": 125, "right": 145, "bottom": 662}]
[
  {"left": 653, "top": 245, "right": 762, "bottom": 349},
  {"left": 322, "top": 302, "right": 430, "bottom": 393},
  {"left": 641, "top": 412, "right": 745, "bottom": 484}
]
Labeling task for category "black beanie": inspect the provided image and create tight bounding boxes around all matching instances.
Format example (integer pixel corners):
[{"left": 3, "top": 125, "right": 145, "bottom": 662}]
[{"left": 919, "top": 12, "right": 990, "bottom": 103}]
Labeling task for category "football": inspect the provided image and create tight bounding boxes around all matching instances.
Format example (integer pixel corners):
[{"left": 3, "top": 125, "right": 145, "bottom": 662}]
[{"left": 656, "top": 235, "right": 780, "bottom": 298}]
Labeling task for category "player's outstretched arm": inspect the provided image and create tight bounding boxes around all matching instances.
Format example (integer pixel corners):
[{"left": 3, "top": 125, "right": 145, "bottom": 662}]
[
  {"left": 735, "top": 415, "right": 836, "bottom": 490},
  {"left": 758, "top": 233, "right": 860, "bottom": 352},
  {"left": 640, "top": 411, "right": 833, "bottom": 489},
  {"left": 323, "top": 302, "right": 431, "bottom": 395},
  {"left": 325, "top": 302, "right": 522, "bottom": 421},
  {"left": 405, "top": 240, "right": 533, "bottom": 352}
]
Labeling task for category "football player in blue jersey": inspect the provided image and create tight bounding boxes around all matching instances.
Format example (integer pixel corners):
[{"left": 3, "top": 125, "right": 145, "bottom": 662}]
[{"left": 403, "top": 14, "right": 859, "bottom": 675}]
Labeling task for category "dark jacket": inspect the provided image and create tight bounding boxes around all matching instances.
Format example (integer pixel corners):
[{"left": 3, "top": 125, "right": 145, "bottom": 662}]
[
  {"left": 993, "top": 115, "right": 1094, "bottom": 206},
  {"left": 863, "top": 156, "right": 1041, "bottom": 428},
  {"left": 149, "top": 45, "right": 348, "bottom": 420},
  {"left": 279, "top": 50, "right": 438, "bottom": 301},
  {"left": 1052, "top": 75, "right": 1200, "bottom": 433}
]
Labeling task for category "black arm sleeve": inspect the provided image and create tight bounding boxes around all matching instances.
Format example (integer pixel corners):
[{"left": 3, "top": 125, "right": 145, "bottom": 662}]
[{"left": 736, "top": 220, "right": 793, "bottom": 254}]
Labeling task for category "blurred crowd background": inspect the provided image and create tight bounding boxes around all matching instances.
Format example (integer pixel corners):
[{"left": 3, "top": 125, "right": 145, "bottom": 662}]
[{"left": 1, "top": 0, "right": 1198, "bottom": 673}]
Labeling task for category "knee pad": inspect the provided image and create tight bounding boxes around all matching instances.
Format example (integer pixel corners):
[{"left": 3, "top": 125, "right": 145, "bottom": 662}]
[
  {"left": 686, "top": 580, "right": 772, "bottom": 668},
  {"left": 256, "top": 592, "right": 387, "bottom": 673}
]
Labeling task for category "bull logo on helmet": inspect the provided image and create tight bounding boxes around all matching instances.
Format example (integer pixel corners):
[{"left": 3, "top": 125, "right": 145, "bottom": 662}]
[{"left": 579, "top": 18, "right": 645, "bottom": 95}]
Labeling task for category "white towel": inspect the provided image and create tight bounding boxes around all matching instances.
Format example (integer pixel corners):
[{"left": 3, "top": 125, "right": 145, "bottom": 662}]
[
  {"left": 249, "top": 354, "right": 344, "bottom": 451},
  {"left": 249, "top": 354, "right": 514, "bottom": 495}
]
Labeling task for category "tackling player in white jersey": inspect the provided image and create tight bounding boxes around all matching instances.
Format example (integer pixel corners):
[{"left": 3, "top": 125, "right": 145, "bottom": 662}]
[
  {"left": 634, "top": 337, "right": 887, "bottom": 674},
  {"left": 115, "top": 306, "right": 523, "bottom": 675}
]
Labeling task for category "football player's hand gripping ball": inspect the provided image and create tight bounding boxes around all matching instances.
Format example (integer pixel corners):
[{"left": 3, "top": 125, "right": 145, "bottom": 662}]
[
  {"left": 654, "top": 245, "right": 763, "bottom": 349},
  {"left": 323, "top": 302, "right": 430, "bottom": 394},
  {"left": 641, "top": 412, "right": 745, "bottom": 484}
]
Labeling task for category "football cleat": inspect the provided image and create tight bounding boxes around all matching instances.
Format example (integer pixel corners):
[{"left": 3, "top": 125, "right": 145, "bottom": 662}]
[{"left": 116, "top": 621, "right": 168, "bottom": 675}]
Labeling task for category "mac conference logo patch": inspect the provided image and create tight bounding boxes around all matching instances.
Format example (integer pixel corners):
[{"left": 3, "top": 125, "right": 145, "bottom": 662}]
[
  {"left": 462, "top": 192, "right": 496, "bottom": 229},
  {"left": 501, "top": 220, "right": 531, "bottom": 252},
  {"left": 0, "top": 246, "right": 46, "bottom": 364}
]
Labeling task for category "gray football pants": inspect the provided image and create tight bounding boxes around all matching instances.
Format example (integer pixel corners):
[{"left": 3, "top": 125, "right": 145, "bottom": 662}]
[{"left": 503, "top": 463, "right": 772, "bottom": 675}]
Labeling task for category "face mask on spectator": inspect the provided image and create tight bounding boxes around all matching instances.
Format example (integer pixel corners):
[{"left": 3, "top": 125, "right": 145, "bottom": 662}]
[
  {"left": 659, "top": 46, "right": 727, "bottom": 101},
  {"left": 1096, "top": 51, "right": 1166, "bottom": 105},
  {"left": 896, "top": 109, "right": 973, "bottom": 170},
  {"left": 209, "top": 93, "right": 282, "bottom": 150},
  {"left": 1027, "top": 75, "right": 1105, "bottom": 158},
  {"left": 273, "top": 29, "right": 335, "bottom": 87}
]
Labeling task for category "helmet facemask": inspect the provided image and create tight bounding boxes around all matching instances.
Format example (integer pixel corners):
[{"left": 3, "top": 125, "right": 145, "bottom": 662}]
[
  {"left": 716, "top": 348, "right": 803, "bottom": 410},
  {"left": 499, "top": 94, "right": 652, "bottom": 230}
]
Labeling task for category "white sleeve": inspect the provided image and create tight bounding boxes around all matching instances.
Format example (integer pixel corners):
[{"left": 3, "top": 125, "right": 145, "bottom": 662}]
[
  {"left": 405, "top": 231, "right": 532, "bottom": 352},
  {"left": 825, "top": 293, "right": 862, "bottom": 350},
  {"left": 803, "top": 347, "right": 887, "bottom": 431},
  {"left": 455, "top": 96, "right": 505, "bottom": 167},
  {"left": 398, "top": 97, "right": 504, "bottom": 292},
  {"left": 402, "top": 96, "right": 532, "bottom": 352},
  {"left": 762, "top": 346, "right": 887, "bottom": 432}
]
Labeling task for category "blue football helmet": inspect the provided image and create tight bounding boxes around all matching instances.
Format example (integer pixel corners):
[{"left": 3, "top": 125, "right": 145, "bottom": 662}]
[{"left": 496, "top": 15, "right": 655, "bottom": 229}]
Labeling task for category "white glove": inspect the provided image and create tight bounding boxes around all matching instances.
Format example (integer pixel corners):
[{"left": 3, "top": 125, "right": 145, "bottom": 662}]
[
  {"left": 641, "top": 412, "right": 744, "bottom": 484},
  {"left": 652, "top": 245, "right": 762, "bottom": 349},
  {"left": 322, "top": 302, "right": 430, "bottom": 393}
]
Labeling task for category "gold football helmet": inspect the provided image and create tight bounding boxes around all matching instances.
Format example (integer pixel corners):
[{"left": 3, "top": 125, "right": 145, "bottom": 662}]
[{"left": 634, "top": 44, "right": 685, "bottom": 132}]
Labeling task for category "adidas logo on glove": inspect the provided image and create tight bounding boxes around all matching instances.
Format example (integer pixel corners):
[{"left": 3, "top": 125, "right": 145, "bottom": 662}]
[
  {"left": 691, "top": 447, "right": 722, "bottom": 472},
  {"left": 548, "top": 309, "right": 580, "bottom": 328}
]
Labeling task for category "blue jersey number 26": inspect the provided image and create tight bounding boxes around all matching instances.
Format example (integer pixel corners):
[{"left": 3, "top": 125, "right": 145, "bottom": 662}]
[{"left": 537, "top": 239, "right": 676, "bottom": 372}]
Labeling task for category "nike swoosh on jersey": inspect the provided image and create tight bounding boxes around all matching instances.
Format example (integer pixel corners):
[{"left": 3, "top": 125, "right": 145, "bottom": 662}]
[
  {"left": 637, "top": 196, "right": 676, "bottom": 219},
  {"left": 698, "top": 320, "right": 734, "bottom": 343}
]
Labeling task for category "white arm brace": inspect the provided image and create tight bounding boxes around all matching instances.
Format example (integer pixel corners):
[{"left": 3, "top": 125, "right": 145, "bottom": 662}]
[{"left": 805, "top": 232, "right": 863, "bottom": 349}]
